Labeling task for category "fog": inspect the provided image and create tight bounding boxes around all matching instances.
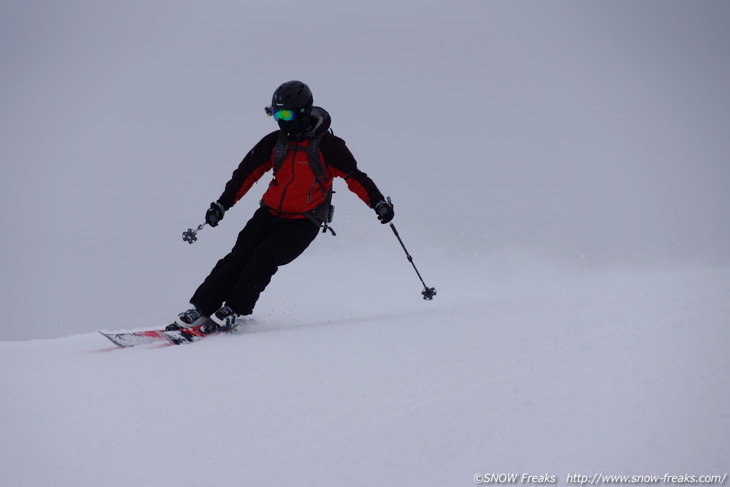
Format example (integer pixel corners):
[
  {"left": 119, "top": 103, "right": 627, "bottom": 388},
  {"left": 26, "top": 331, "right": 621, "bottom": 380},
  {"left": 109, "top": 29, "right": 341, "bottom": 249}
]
[{"left": 2, "top": 0, "right": 729, "bottom": 340}]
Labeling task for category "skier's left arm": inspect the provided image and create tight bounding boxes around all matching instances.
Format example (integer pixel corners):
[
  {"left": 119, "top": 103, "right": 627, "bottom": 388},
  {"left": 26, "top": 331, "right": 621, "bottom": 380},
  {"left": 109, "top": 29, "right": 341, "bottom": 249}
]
[{"left": 321, "top": 135, "right": 394, "bottom": 223}]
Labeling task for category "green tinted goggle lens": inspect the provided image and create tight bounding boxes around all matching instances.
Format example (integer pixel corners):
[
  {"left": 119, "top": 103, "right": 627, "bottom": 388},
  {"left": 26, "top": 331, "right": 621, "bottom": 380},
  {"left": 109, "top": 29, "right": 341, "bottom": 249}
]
[{"left": 273, "top": 109, "right": 295, "bottom": 121}]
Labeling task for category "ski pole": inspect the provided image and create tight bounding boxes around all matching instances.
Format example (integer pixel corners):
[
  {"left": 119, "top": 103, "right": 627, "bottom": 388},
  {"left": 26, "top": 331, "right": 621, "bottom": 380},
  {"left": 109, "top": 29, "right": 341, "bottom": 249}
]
[
  {"left": 385, "top": 198, "right": 436, "bottom": 300},
  {"left": 182, "top": 222, "right": 207, "bottom": 244}
]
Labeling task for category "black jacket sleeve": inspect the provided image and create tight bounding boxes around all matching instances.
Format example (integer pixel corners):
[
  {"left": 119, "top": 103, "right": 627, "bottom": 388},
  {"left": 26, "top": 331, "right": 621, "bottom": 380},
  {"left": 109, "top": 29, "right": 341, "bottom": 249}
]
[
  {"left": 217, "top": 131, "right": 278, "bottom": 210},
  {"left": 320, "top": 133, "right": 385, "bottom": 207}
]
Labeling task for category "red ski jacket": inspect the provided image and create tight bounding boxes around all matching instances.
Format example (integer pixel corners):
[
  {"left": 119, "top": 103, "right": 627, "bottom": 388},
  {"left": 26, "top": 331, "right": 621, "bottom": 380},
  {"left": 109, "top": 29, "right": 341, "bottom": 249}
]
[{"left": 217, "top": 107, "right": 385, "bottom": 218}]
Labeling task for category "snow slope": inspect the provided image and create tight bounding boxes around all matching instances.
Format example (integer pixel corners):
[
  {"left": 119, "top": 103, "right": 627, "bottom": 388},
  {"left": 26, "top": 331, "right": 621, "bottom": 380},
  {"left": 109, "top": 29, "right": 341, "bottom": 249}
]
[{"left": 2, "top": 252, "right": 728, "bottom": 487}]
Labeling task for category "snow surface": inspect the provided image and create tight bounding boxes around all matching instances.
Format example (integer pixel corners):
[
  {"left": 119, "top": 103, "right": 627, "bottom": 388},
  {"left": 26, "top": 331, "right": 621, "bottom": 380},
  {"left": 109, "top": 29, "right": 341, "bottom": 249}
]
[{"left": 2, "top": 252, "right": 729, "bottom": 486}]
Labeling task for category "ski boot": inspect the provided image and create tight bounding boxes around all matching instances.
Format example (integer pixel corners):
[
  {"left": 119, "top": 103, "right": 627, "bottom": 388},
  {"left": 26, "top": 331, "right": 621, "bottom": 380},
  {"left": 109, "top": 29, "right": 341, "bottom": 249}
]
[
  {"left": 165, "top": 308, "right": 205, "bottom": 331},
  {"left": 200, "top": 305, "right": 242, "bottom": 334}
]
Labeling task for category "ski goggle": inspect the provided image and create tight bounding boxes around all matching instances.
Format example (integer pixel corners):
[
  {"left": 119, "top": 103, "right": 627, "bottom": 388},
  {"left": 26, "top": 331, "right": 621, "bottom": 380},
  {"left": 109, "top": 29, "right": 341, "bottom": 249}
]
[
  {"left": 273, "top": 109, "right": 295, "bottom": 121},
  {"left": 265, "top": 106, "right": 304, "bottom": 122}
]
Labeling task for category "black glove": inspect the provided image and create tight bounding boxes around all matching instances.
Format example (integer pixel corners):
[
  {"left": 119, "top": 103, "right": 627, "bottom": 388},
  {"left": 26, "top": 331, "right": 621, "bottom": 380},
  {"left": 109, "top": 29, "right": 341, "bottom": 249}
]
[
  {"left": 205, "top": 201, "right": 226, "bottom": 227},
  {"left": 374, "top": 200, "right": 394, "bottom": 224}
]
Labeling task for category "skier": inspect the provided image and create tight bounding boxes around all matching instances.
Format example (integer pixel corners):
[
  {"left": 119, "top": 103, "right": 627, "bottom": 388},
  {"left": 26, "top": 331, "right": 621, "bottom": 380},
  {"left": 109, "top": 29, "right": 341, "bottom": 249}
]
[{"left": 168, "top": 81, "right": 394, "bottom": 333}]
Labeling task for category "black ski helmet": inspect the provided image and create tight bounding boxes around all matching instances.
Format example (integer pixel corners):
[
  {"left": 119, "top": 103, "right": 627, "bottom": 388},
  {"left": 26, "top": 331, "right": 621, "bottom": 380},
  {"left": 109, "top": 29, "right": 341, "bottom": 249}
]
[
  {"left": 269, "top": 81, "right": 314, "bottom": 139},
  {"left": 271, "top": 80, "right": 313, "bottom": 113}
]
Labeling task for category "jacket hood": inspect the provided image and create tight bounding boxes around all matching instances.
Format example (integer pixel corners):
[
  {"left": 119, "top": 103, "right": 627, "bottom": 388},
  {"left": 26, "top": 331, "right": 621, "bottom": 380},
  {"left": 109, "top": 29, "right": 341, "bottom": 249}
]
[{"left": 304, "top": 106, "right": 331, "bottom": 139}]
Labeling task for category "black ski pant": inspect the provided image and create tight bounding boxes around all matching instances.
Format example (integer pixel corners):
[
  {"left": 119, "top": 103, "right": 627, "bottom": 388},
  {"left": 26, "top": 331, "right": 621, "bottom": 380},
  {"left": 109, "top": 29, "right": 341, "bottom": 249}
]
[{"left": 190, "top": 207, "right": 319, "bottom": 316}]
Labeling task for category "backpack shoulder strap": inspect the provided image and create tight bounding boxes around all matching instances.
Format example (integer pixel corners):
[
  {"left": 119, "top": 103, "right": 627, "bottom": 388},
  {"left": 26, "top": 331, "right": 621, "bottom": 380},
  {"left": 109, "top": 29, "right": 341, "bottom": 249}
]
[
  {"left": 306, "top": 129, "right": 337, "bottom": 236},
  {"left": 305, "top": 129, "right": 331, "bottom": 189},
  {"left": 272, "top": 131, "right": 289, "bottom": 173}
]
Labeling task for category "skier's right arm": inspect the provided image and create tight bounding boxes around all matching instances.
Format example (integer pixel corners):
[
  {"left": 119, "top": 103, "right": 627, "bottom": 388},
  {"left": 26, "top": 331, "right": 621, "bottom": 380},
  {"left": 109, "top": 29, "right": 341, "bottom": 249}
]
[{"left": 216, "top": 131, "right": 278, "bottom": 210}]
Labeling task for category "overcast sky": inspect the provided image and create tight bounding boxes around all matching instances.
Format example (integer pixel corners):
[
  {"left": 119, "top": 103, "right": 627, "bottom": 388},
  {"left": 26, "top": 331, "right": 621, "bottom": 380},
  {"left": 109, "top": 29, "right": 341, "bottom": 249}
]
[{"left": 1, "top": 0, "right": 729, "bottom": 339}]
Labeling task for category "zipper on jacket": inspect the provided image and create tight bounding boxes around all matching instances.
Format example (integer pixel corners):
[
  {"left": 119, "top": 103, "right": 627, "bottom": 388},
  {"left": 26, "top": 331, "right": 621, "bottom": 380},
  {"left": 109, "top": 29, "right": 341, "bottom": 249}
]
[{"left": 277, "top": 144, "right": 299, "bottom": 214}]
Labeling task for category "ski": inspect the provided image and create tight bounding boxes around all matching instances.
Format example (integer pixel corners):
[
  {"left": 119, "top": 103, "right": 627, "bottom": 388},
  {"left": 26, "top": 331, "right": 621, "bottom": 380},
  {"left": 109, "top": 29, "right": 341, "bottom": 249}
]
[
  {"left": 99, "top": 329, "right": 167, "bottom": 347},
  {"left": 99, "top": 323, "right": 235, "bottom": 348}
]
